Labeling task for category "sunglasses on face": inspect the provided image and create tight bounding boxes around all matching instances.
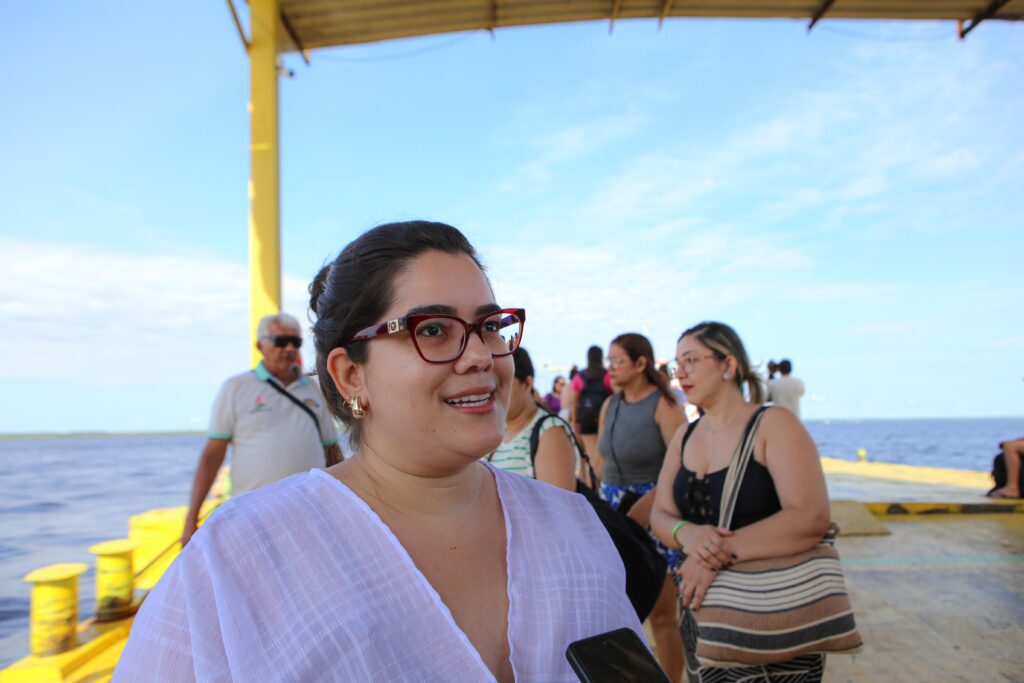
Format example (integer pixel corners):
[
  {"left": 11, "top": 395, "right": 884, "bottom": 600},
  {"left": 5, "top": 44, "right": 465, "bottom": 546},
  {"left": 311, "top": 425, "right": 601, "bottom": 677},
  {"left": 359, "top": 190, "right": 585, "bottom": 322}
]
[{"left": 266, "top": 335, "right": 302, "bottom": 349}]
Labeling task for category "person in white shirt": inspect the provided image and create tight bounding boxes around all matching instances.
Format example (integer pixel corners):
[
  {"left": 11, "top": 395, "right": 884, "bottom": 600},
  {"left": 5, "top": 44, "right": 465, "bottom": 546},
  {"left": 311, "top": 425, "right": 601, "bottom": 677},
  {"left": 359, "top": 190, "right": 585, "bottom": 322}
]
[
  {"left": 768, "top": 359, "right": 805, "bottom": 418},
  {"left": 181, "top": 312, "right": 340, "bottom": 546},
  {"left": 115, "top": 221, "right": 642, "bottom": 682}
]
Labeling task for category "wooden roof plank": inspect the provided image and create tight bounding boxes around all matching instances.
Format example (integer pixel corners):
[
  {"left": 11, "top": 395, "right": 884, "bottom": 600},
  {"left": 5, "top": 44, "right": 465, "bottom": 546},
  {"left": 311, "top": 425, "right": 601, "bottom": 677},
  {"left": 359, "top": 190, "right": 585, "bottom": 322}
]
[{"left": 279, "top": 0, "right": 1024, "bottom": 51}]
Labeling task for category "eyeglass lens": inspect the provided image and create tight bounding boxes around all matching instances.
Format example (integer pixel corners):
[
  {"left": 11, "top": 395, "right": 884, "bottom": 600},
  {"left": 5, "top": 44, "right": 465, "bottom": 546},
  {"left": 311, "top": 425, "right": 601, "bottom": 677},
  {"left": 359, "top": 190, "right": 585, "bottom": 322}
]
[
  {"left": 272, "top": 335, "right": 302, "bottom": 349},
  {"left": 413, "top": 311, "right": 522, "bottom": 362},
  {"left": 672, "top": 355, "right": 708, "bottom": 375}
]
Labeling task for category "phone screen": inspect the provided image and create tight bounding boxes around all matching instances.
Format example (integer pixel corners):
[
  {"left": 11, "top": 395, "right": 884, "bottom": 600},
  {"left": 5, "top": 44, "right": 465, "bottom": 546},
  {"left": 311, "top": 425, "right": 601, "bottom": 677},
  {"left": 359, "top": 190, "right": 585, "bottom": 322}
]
[{"left": 565, "top": 628, "right": 671, "bottom": 683}]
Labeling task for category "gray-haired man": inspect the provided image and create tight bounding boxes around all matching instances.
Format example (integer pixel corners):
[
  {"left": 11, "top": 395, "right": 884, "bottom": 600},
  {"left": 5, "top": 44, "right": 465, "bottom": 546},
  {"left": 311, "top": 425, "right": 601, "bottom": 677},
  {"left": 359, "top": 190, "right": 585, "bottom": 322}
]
[{"left": 182, "top": 313, "right": 341, "bottom": 546}]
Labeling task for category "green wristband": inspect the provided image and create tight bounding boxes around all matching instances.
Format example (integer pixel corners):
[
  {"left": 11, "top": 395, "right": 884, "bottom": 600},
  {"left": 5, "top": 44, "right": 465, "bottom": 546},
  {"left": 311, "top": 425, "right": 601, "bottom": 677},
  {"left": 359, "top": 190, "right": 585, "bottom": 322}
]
[{"left": 671, "top": 519, "right": 688, "bottom": 547}]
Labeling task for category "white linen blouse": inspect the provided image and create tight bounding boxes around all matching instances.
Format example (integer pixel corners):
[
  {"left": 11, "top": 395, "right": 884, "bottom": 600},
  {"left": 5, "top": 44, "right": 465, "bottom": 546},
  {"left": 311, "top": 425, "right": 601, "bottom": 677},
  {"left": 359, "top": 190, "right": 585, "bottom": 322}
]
[{"left": 114, "top": 464, "right": 644, "bottom": 682}]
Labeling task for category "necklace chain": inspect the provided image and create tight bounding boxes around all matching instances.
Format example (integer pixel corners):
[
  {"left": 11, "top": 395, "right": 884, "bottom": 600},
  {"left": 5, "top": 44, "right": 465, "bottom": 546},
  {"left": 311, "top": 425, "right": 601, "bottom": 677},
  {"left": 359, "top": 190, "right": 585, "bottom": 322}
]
[{"left": 705, "top": 410, "right": 745, "bottom": 436}]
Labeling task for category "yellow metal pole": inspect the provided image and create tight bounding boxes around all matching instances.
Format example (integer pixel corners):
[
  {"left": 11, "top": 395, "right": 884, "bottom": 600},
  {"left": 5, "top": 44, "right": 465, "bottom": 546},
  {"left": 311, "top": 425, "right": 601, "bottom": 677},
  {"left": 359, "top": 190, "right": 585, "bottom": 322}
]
[
  {"left": 89, "top": 539, "right": 138, "bottom": 621},
  {"left": 23, "top": 563, "right": 88, "bottom": 656},
  {"left": 249, "top": 0, "right": 281, "bottom": 368}
]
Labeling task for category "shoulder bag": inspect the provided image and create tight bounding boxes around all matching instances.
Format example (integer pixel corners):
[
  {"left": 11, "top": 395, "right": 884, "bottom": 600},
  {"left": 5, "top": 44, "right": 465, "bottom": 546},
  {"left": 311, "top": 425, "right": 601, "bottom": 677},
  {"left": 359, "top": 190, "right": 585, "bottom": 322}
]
[
  {"left": 528, "top": 408, "right": 668, "bottom": 622},
  {"left": 687, "top": 407, "right": 863, "bottom": 668}
]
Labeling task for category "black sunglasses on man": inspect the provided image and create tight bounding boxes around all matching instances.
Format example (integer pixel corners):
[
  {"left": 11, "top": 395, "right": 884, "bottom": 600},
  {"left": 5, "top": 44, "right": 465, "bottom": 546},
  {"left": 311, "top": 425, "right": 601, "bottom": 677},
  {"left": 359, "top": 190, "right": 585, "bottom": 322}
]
[{"left": 265, "top": 335, "right": 302, "bottom": 349}]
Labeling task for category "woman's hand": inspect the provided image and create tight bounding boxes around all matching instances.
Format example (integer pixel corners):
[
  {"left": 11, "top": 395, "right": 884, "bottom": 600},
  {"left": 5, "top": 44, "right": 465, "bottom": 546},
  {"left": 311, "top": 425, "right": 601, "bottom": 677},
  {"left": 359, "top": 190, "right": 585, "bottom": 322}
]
[
  {"left": 679, "top": 523, "right": 736, "bottom": 570},
  {"left": 180, "top": 518, "right": 198, "bottom": 548},
  {"left": 677, "top": 555, "right": 718, "bottom": 611}
]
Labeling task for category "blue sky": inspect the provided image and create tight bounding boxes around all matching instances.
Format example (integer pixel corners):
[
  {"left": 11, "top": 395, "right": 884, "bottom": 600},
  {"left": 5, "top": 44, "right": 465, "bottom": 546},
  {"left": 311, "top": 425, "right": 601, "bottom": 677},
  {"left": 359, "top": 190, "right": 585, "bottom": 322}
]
[{"left": 1, "top": 2, "right": 1021, "bottom": 432}]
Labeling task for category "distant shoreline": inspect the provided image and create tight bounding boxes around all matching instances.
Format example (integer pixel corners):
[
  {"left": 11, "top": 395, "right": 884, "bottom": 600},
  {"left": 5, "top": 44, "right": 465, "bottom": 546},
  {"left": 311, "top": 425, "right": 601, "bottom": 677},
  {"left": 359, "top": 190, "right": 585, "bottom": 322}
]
[
  {"left": 1, "top": 415, "right": 1020, "bottom": 441},
  {"left": 0, "top": 430, "right": 205, "bottom": 441}
]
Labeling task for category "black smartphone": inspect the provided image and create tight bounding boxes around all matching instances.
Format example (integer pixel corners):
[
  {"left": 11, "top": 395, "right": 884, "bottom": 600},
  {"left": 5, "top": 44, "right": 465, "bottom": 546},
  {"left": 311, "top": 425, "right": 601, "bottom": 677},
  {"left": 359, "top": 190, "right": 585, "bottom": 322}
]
[{"left": 565, "top": 628, "right": 671, "bottom": 683}]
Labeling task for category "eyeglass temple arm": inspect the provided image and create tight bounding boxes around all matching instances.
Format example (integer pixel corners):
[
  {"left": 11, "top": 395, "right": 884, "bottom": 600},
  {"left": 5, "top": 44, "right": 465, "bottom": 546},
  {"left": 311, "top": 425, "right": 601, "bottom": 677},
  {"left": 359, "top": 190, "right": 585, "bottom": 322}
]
[{"left": 350, "top": 318, "right": 409, "bottom": 342}]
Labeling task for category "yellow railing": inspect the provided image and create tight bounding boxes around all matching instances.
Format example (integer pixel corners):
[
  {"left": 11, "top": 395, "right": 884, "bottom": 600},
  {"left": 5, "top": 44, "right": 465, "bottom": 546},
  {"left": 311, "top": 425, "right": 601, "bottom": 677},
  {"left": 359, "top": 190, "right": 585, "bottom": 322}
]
[{"left": 1, "top": 498, "right": 223, "bottom": 683}]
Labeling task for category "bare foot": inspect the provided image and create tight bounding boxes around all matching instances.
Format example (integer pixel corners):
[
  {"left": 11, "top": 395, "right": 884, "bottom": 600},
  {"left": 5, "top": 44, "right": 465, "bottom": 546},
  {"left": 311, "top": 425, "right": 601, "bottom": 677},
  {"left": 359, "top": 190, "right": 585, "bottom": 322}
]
[{"left": 988, "top": 487, "right": 1022, "bottom": 499}]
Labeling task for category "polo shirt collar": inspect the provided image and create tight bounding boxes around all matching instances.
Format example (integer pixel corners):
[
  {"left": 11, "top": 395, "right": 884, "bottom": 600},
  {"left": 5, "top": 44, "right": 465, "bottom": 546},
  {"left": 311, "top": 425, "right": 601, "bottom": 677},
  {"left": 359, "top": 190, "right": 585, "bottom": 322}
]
[{"left": 254, "top": 361, "right": 307, "bottom": 386}]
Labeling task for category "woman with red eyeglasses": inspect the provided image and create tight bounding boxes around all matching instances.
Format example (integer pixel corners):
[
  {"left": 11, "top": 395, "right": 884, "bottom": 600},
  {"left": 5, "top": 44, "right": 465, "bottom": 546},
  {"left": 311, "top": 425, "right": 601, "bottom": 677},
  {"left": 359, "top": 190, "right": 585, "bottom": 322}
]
[{"left": 114, "top": 221, "right": 643, "bottom": 682}]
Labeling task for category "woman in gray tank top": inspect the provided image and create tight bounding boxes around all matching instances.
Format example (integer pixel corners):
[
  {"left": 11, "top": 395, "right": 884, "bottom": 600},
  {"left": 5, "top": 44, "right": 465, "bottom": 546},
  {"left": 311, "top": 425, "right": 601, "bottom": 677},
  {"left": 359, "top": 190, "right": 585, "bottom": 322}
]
[{"left": 597, "top": 332, "right": 686, "bottom": 682}]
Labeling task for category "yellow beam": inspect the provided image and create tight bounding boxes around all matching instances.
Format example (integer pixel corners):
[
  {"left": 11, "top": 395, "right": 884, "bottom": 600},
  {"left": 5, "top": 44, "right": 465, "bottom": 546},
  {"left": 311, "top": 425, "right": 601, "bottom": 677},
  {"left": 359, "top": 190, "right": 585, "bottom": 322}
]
[
  {"left": 248, "top": 0, "right": 281, "bottom": 367},
  {"left": 225, "top": 0, "right": 251, "bottom": 51},
  {"left": 864, "top": 500, "right": 1024, "bottom": 515},
  {"left": 819, "top": 456, "right": 992, "bottom": 489}
]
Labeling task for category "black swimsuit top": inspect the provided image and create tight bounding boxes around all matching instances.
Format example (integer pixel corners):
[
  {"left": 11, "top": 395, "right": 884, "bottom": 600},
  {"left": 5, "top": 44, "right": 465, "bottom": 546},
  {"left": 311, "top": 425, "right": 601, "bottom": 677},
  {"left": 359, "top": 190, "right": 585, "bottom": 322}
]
[{"left": 671, "top": 418, "right": 782, "bottom": 530}]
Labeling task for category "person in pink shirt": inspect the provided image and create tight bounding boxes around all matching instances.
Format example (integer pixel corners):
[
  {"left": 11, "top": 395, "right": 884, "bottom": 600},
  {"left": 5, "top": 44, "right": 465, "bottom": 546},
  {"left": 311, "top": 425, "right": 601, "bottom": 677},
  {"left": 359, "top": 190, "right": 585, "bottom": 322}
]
[{"left": 565, "top": 345, "right": 613, "bottom": 477}]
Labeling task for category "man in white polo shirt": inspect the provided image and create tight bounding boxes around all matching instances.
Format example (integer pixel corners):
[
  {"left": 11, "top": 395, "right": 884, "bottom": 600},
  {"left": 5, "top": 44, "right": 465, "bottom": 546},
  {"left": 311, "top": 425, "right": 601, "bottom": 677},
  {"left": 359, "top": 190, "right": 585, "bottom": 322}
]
[{"left": 181, "top": 312, "right": 341, "bottom": 546}]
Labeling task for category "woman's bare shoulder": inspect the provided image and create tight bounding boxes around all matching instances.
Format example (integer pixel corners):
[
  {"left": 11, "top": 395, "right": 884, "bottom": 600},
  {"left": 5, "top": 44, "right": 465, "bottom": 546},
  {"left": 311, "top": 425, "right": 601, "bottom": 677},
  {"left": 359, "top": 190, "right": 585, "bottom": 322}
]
[{"left": 758, "top": 405, "right": 808, "bottom": 437}]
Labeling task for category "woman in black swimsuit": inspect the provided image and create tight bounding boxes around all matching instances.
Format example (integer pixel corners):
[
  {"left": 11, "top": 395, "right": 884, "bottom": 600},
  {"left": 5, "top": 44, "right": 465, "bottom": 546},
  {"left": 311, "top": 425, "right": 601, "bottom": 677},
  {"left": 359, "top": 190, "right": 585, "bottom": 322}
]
[{"left": 650, "top": 322, "right": 831, "bottom": 683}]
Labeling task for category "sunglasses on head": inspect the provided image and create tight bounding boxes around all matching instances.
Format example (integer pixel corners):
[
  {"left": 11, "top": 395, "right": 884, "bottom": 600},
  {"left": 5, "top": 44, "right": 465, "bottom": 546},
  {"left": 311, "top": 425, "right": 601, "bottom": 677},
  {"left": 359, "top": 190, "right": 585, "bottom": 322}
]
[{"left": 266, "top": 335, "right": 302, "bottom": 349}]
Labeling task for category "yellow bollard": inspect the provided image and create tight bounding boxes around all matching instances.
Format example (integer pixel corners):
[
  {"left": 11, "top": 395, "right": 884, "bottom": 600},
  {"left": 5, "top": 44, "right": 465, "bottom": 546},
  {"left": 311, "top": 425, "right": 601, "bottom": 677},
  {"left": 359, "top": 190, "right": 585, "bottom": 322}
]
[
  {"left": 89, "top": 539, "right": 138, "bottom": 621},
  {"left": 23, "top": 563, "right": 88, "bottom": 656}
]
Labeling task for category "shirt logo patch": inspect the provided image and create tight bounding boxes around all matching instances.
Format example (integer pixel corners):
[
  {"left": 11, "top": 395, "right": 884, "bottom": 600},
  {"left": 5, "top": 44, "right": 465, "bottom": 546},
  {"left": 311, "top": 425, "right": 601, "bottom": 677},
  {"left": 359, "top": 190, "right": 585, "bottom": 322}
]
[
  {"left": 250, "top": 393, "right": 272, "bottom": 414},
  {"left": 303, "top": 398, "right": 320, "bottom": 410}
]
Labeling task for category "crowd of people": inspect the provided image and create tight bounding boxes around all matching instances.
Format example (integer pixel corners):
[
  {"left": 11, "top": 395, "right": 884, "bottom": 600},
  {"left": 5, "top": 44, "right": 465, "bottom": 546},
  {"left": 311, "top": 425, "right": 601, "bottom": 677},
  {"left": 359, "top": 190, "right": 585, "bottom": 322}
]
[{"left": 116, "top": 221, "right": 836, "bottom": 682}]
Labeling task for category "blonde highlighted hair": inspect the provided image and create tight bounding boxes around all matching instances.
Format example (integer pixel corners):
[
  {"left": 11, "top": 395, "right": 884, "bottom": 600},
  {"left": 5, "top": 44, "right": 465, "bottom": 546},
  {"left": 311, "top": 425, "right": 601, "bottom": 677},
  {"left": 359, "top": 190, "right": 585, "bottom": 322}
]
[{"left": 678, "top": 321, "right": 764, "bottom": 404}]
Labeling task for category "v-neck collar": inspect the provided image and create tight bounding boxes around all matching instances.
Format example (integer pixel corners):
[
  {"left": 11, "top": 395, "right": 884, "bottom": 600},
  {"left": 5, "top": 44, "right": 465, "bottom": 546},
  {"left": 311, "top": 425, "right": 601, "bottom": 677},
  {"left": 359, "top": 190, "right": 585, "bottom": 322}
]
[{"left": 310, "top": 464, "right": 516, "bottom": 682}]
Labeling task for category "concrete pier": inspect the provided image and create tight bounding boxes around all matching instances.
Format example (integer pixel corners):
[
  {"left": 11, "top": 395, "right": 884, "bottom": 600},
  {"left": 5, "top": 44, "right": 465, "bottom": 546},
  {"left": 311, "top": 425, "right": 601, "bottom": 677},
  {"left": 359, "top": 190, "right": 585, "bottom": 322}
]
[
  {"left": 821, "top": 459, "right": 1022, "bottom": 681},
  {"left": 826, "top": 513, "right": 1024, "bottom": 682},
  {"left": 822, "top": 456, "right": 1022, "bottom": 511},
  {"left": 646, "top": 460, "right": 1024, "bottom": 681}
]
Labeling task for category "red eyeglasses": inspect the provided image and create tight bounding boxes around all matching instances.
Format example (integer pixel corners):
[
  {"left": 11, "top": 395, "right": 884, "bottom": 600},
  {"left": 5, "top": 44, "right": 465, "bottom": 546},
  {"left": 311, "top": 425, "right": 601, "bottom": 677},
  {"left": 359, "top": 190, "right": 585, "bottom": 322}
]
[{"left": 347, "top": 308, "right": 525, "bottom": 364}]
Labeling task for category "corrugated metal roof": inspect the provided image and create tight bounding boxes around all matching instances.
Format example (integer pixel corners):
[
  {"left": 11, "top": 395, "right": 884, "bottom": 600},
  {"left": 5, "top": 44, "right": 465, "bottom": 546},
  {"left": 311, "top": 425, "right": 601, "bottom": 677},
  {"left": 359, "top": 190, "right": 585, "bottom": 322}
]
[{"left": 277, "top": 0, "right": 1023, "bottom": 51}]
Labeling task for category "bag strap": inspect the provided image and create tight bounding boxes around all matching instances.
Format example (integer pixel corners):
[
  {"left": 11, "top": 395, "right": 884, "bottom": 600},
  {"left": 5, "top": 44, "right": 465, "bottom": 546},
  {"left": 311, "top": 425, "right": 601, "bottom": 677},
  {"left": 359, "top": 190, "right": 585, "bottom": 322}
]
[
  {"left": 604, "top": 394, "right": 624, "bottom": 475},
  {"left": 717, "top": 406, "right": 770, "bottom": 530},
  {"left": 265, "top": 378, "right": 324, "bottom": 451},
  {"left": 528, "top": 405, "right": 598, "bottom": 487},
  {"left": 679, "top": 417, "right": 701, "bottom": 462}
]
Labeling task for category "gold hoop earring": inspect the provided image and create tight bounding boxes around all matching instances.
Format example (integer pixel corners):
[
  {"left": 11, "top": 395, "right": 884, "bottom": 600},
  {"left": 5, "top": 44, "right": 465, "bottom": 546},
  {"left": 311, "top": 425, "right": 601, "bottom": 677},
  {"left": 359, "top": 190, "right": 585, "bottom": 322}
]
[{"left": 349, "top": 396, "right": 366, "bottom": 419}]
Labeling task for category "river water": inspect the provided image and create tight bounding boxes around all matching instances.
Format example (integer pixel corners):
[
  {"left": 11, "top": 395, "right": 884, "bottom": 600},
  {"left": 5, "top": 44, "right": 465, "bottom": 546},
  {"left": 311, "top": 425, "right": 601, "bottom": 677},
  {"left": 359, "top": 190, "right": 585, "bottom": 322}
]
[{"left": 1, "top": 417, "right": 1021, "bottom": 665}]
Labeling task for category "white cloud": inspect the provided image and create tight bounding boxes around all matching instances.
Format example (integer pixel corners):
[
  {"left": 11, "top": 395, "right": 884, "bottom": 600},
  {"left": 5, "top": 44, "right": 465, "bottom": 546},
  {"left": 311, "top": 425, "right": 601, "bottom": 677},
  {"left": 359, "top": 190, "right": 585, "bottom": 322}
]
[
  {"left": 0, "top": 237, "right": 313, "bottom": 386},
  {"left": 559, "top": 35, "right": 1022, "bottom": 243},
  {"left": 482, "top": 226, "right": 876, "bottom": 369},
  {"left": 847, "top": 322, "right": 916, "bottom": 337},
  {"left": 498, "top": 111, "right": 650, "bottom": 191},
  {"left": 569, "top": 152, "right": 722, "bottom": 229},
  {"left": 477, "top": 31, "right": 1023, "bottom": 257},
  {"left": 836, "top": 175, "right": 889, "bottom": 202},
  {"left": 990, "top": 337, "right": 1024, "bottom": 349},
  {"left": 761, "top": 188, "right": 829, "bottom": 222},
  {"left": 785, "top": 282, "right": 895, "bottom": 304},
  {"left": 62, "top": 185, "right": 146, "bottom": 222}
]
